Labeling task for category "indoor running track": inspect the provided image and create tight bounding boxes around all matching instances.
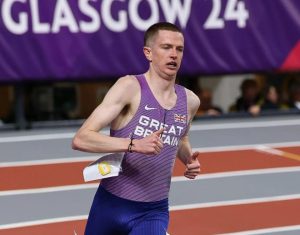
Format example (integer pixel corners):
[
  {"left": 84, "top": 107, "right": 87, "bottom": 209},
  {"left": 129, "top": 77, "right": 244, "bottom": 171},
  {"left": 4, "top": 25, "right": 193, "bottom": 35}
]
[{"left": 0, "top": 115, "right": 300, "bottom": 235}]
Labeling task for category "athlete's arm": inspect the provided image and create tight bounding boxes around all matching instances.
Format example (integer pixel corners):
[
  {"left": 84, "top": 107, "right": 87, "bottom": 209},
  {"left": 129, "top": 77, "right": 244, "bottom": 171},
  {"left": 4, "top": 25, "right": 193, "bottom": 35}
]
[
  {"left": 72, "top": 75, "right": 163, "bottom": 154},
  {"left": 72, "top": 76, "right": 135, "bottom": 153},
  {"left": 177, "top": 89, "right": 201, "bottom": 179}
]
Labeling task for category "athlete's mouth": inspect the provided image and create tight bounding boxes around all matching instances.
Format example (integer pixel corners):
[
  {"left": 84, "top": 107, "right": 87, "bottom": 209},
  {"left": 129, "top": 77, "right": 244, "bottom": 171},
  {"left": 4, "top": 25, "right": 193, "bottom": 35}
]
[{"left": 166, "top": 61, "right": 177, "bottom": 69}]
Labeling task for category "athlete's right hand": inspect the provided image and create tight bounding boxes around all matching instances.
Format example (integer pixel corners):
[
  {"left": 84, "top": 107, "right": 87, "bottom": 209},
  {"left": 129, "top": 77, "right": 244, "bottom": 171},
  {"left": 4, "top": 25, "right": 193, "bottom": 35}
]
[{"left": 132, "top": 128, "right": 164, "bottom": 155}]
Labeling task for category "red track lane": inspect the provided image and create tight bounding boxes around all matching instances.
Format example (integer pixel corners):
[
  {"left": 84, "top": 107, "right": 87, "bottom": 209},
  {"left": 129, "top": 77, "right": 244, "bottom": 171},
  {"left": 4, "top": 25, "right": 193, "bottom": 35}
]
[
  {"left": 1, "top": 199, "right": 300, "bottom": 235},
  {"left": 168, "top": 199, "right": 300, "bottom": 235},
  {"left": 0, "top": 220, "right": 86, "bottom": 235},
  {"left": 0, "top": 162, "right": 88, "bottom": 191},
  {"left": 1, "top": 148, "right": 300, "bottom": 191},
  {"left": 278, "top": 146, "right": 300, "bottom": 155}
]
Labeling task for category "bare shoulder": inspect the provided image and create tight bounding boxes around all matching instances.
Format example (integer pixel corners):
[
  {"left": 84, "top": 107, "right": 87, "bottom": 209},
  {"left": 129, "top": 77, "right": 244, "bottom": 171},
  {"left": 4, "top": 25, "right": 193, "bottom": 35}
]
[
  {"left": 114, "top": 75, "right": 140, "bottom": 90},
  {"left": 81, "top": 75, "right": 141, "bottom": 131},
  {"left": 185, "top": 88, "right": 201, "bottom": 118},
  {"left": 104, "top": 75, "right": 140, "bottom": 104}
]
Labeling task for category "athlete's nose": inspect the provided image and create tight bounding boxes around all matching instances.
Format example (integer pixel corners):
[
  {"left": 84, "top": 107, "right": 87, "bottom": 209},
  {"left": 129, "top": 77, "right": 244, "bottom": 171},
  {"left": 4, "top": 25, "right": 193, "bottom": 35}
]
[{"left": 170, "top": 48, "right": 178, "bottom": 59}]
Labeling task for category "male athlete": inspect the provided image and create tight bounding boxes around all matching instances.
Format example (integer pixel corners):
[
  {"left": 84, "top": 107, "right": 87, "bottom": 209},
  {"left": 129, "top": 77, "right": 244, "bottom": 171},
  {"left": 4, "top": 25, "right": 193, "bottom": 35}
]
[{"left": 72, "top": 22, "right": 201, "bottom": 235}]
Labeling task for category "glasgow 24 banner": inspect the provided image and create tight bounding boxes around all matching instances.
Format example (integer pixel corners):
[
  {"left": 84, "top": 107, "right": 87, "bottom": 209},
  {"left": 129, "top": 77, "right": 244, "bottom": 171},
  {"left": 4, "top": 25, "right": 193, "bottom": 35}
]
[{"left": 0, "top": 0, "right": 300, "bottom": 82}]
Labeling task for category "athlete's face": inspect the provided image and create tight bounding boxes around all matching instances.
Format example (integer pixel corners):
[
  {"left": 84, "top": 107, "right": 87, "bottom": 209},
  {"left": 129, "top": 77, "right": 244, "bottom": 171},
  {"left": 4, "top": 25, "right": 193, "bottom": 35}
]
[{"left": 144, "top": 30, "right": 184, "bottom": 79}]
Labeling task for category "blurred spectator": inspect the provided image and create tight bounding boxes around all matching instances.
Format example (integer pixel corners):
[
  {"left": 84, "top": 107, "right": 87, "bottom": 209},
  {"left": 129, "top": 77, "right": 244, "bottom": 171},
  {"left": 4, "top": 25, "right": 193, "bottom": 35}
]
[
  {"left": 287, "top": 78, "right": 300, "bottom": 110},
  {"left": 260, "top": 85, "right": 281, "bottom": 111},
  {"left": 195, "top": 88, "right": 222, "bottom": 117},
  {"left": 229, "top": 78, "right": 261, "bottom": 116}
]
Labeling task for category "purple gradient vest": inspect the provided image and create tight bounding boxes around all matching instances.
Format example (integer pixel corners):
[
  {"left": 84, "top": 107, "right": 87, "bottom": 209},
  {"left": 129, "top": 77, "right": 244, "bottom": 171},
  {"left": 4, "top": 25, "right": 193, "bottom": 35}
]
[{"left": 101, "top": 74, "right": 188, "bottom": 202}]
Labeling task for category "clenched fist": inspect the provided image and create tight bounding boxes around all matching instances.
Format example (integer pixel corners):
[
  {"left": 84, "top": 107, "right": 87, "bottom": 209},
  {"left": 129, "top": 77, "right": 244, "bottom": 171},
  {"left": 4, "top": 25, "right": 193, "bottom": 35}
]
[
  {"left": 184, "top": 151, "right": 201, "bottom": 179},
  {"left": 131, "top": 128, "right": 164, "bottom": 155}
]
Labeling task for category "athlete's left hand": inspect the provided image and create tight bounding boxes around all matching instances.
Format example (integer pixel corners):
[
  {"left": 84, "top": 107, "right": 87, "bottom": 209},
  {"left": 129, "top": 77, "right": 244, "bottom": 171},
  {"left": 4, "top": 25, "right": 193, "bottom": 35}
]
[{"left": 184, "top": 151, "right": 200, "bottom": 179}]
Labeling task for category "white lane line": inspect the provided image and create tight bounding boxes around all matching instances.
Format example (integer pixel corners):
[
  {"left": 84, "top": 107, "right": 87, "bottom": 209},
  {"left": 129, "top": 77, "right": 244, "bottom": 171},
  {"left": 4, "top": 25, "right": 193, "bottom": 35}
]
[
  {"left": 255, "top": 145, "right": 290, "bottom": 156},
  {"left": 0, "top": 183, "right": 99, "bottom": 196},
  {"left": 217, "top": 224, "right": 300, "bottom": 235},
  {"left": 1, "top": 118, "right": 300, "bottom": 143},
  {"left": 194, "top": 141, "right": 300, "bottom": 153},
  {"left": 0, "top": 156, "right": 100, "bottom": 168},
  {"left": 1, "top": 195, "right": 300, "bottom": 230},
  {"left": 172, "top": 166, "right": 300, "bottom": 181},
  {"left": 191, "top": 119, "right": 300, "bottom": 131},
  {"left": 1, "top": 166, "right": 300, "bottom": 197},
  {"left": 0, "top": 215, "right": 88, "bottom": 230},
  {"left": 0, "top": 130, "right": 109, "bottom": 143},
  {"left": 0, "top": 133, "right": 75, "bottom": 143},
  {"left": 2, "top": 141, "right": 300, "bottom": 168},
  {"left": 169, "top": 193, "right": 300, "bottom": 211},
  {"left": 255, "top": 145, "right": 300, "bottom": 161}
]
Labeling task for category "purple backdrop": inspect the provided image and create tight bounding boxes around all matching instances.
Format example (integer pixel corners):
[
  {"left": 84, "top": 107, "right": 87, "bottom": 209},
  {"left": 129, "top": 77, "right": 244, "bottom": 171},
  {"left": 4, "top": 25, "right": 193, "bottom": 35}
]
[{"left": 0, "top": 0, "right": 300, "bottom": 82}]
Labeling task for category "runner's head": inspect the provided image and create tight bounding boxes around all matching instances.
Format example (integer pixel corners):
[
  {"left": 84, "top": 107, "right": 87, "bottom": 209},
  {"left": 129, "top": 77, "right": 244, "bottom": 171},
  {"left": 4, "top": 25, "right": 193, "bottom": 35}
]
[{"left": 144, "top": 22, "right": 183, "bottom": 47}]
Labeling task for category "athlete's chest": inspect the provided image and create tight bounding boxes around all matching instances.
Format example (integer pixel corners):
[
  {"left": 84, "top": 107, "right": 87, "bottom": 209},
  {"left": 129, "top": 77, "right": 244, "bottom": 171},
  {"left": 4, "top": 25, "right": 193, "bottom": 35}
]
[{"left": 133, "top": 106, "right": 187, "bottom": 147}]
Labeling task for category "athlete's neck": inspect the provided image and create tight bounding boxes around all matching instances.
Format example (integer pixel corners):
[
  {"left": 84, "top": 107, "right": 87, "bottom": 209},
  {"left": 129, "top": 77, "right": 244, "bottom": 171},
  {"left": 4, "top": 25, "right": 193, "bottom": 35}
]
[
  {"left": 144, "top": 71, "right": 177, "bottom": 109},
  {"left": 144, "top": 71, "right": 176, "bottom": 93}
]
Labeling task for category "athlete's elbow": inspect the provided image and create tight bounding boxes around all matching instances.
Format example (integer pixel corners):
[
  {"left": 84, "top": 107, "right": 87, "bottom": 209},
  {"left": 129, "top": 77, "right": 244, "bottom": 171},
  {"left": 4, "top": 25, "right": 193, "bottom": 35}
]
[
  {"left": 72, "top": 133, "right": 85, "bottom": 151},
  {"left": 72, "top": 135, "right": 79, "bottom": 150}
]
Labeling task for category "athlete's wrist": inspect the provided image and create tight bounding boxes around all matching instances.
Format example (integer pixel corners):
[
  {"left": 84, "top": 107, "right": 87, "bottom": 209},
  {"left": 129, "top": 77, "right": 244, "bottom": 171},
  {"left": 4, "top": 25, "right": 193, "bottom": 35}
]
[{"left": 127, "top": 138, "right": 135, "bottom": 153}]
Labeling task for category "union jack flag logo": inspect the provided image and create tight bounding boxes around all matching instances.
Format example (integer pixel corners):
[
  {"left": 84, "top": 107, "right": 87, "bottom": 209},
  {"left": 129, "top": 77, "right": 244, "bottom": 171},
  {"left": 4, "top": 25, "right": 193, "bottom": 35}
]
[{"left": 174, "top": 114, "right": 187, "bottom": 124}]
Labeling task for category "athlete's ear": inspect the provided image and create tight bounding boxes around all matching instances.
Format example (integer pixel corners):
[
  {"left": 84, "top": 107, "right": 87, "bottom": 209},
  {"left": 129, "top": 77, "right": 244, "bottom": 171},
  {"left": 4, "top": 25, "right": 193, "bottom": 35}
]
[{"left": 143, "top": 46, "right": 152, "bottom": 62}]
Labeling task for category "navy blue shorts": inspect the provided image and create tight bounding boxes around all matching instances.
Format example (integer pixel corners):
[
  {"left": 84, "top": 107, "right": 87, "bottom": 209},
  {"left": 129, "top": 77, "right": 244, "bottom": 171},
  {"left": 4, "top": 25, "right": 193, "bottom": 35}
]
[{"left": 85, "top": 185, "right": 169, "bottom": 235}]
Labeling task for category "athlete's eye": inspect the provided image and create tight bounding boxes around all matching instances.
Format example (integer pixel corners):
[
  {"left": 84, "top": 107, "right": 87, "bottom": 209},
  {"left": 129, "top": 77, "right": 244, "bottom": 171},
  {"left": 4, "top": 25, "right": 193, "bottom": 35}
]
[
  {"left": 177, "top": 47, "right": 184, "bottom": 52},
  {"left": 162, "top": 45, "right": 171, "bottom": 50}
]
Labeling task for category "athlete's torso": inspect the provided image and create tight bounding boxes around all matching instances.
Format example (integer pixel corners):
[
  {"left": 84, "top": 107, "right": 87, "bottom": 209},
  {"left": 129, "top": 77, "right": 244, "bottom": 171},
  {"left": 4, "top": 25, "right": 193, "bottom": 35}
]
[{"left": 101, "top": 74, "right": 188, "bottom": 202}]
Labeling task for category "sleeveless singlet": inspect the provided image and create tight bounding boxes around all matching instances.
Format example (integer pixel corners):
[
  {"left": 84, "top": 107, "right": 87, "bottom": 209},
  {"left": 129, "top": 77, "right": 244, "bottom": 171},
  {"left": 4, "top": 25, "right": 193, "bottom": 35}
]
[{"left": 101, "top": 74, "right": 188, "bottom": 202}]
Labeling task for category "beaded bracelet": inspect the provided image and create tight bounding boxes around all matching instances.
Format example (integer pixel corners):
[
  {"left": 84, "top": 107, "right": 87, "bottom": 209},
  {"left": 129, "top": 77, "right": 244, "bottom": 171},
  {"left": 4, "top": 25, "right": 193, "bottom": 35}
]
[{"left": 128, "top": 138, "right": 134, "bottom": 153}]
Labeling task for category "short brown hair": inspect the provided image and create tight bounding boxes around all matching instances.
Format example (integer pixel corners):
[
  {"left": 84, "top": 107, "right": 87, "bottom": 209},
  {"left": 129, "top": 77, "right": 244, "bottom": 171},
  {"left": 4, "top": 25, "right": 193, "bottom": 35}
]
[{"left": 144, "top": 22, "right": 183, "bottom": 46}]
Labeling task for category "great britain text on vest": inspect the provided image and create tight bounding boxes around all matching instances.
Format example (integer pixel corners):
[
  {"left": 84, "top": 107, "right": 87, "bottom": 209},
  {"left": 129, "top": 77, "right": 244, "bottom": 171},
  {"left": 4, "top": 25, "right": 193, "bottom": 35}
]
[{"left": 134, "top": 115, "right": 184, "bottom": 147}]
